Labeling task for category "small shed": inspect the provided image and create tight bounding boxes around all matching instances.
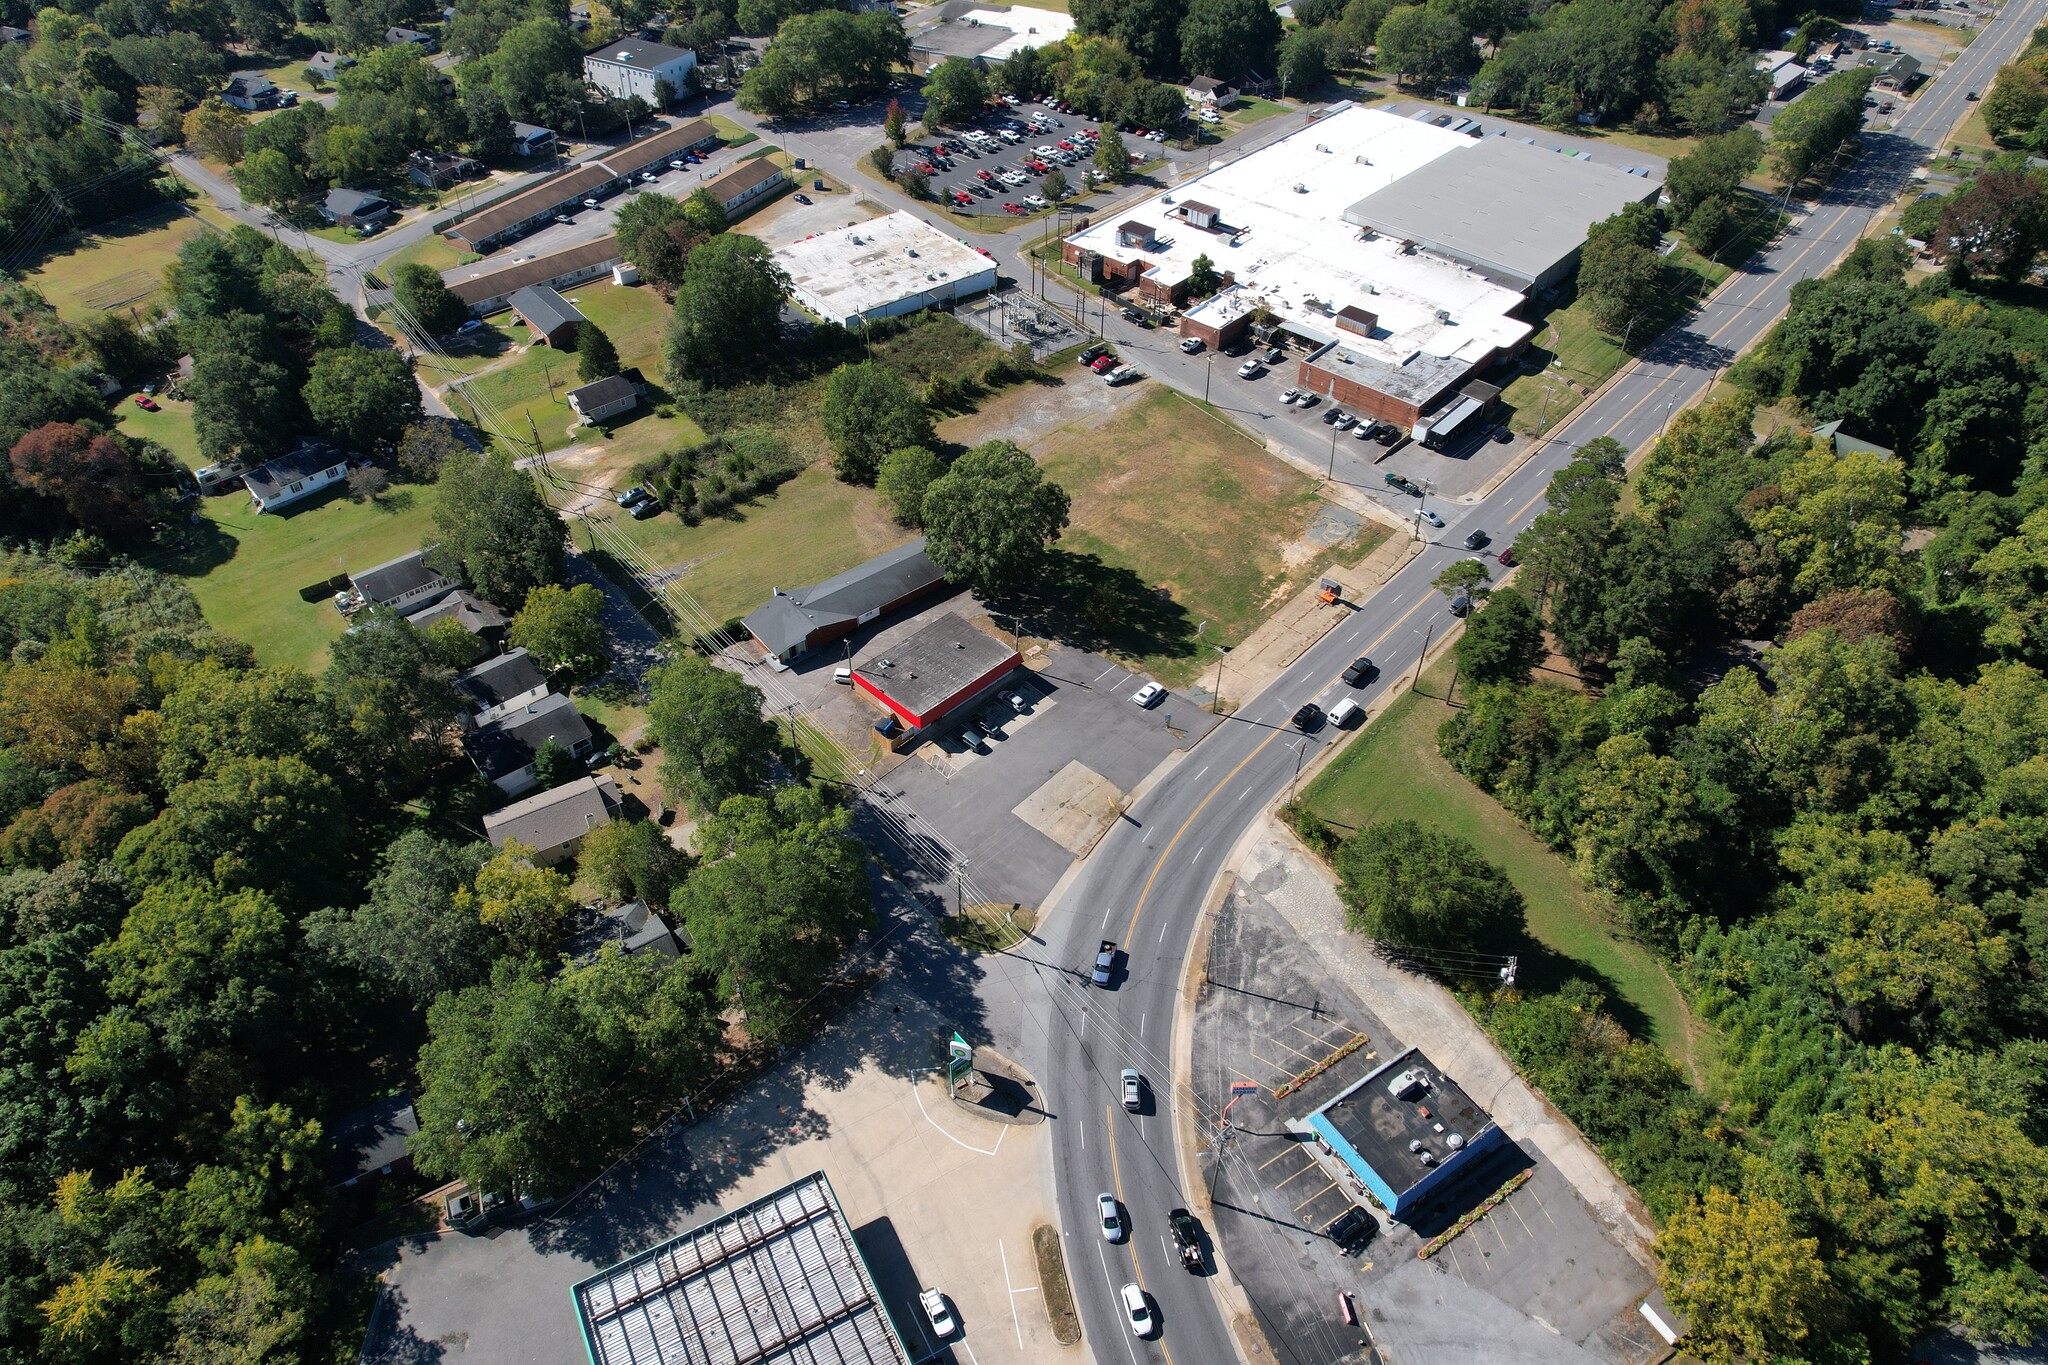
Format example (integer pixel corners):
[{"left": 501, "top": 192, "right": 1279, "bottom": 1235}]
[
  {"left": 507, "top": 284, "right": 586, "bottom": 347},
  {"left": 1180, "top": 200, "right": 1219, "bottom": 231},
  {"left": 1115, "top": 220, "right": 1156, "bottom": 249}
]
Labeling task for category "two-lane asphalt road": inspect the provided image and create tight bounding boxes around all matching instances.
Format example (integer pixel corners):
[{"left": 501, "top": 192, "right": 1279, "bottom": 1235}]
[{"left": 1000, "top": 5, "right": 2048, "bottom": 1362}]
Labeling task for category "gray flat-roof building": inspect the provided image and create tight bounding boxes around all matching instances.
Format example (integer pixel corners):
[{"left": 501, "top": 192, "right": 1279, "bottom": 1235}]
[
  {"left": 572, "top": 1171, "right": 910, "bottom": 1365},
  {"left": 852, "top": 612, "right": 1020, "bottom": 731},
  {"left": 1341, "top": 135, "right": 1662, "bottom": 291}
]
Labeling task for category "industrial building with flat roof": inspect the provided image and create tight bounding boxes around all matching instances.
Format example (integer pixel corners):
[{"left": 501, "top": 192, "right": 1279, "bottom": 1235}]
[
  {"left": 907, "top": 0, "right": 1074, "bottom": 66},
  {"left": 572, "top": 1171, "right": 910, "bottom": 1365},
  {"left": 1063, "top": 103, "right": 1661, "bottom": 430},
  {"left": 1340, "top": 129, "right": 1661, "bottom": 291},
  {"left": 773, "top": 212, "right": 998, "bottom": 328},
  {"left": 1291, "top": 1045, "right": 1507, "bottom": 1220},
  {"left": 852, "top": 613, "right": 1020, "bottom": 731}
]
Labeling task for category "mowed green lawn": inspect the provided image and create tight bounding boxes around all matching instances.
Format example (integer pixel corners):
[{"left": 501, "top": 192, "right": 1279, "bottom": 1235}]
[
  {"left": 1037, "top": 388, "right": 1385, "bottom": 685},
  {"left": 1299, "top": 662, "right": 1702, "bottom": 1076},
  {"left": 149, "top": 484, "right": 445, "bottom": 672},
  {"left": 447, "top": 283, "right": 674, "bottom": 453},
  {"left": 588, "top": 463, "right": 909, "bottom": 628},
  {"left": 117, "top": 397, "right": 204, "bottom": 470},
  {"left": 24, "top": 203, "right": 236, "bottom": 325}
]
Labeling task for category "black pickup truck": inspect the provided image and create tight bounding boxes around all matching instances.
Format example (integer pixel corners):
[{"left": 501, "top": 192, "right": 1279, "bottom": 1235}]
[{"left": 1169, "top": 1208, "right": 1203, "bottom": 1271}]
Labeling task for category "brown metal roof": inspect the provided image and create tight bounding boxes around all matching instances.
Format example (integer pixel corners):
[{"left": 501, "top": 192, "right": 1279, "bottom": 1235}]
[
  {"left": 452, "top": 164, "right": 616, "bottom": 246},
  {"left": 449, "top": 235, "right": 621, "bottom": 306},
  {"left": 705, "top": 156, "right": 785, "bottom": 203}
]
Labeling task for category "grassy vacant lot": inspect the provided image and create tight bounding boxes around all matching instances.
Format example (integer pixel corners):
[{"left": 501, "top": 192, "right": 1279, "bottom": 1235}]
[
  {"left": 1299, "top": 660, "right": 1700, "bottom": 1074},
  {"left": 589, "top": 463, "right": 910, "bottom": 627},
  {"left": 1034, "top": 388, "right": 1386, "bottom": 686},
  {"left": 24, "top": 203, "right": 236, "bottom": 325},
  {"left": 148, "top": 483, "right": 444, "bottom": 671},
  {"left": 1220, "top": 96, "right": 1289, "bottom": 133}
]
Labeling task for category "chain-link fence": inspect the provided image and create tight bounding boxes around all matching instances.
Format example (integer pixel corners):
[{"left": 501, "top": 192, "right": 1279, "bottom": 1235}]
[{"left": 957, "top": 286, "right": 1085, "bottom": 360}]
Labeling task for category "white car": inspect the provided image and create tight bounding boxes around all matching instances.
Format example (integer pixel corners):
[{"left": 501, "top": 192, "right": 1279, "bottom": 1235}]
[
  {"left": 1023, "top": 193, "right": 1049, "bottom": 208},
  {"left": 1098, "top": 1192, "right": 1123, "bottom": 1241},
  {"left": 1237, "top": 359, "right": 1263, "bottom": 378},
  {"left": 1419, "top": 509, "right": 1445, "bottom": 527},
  {"left": 1132, "top": 682, "right": 1164, "bottom": 707},
  {"left": 919, "top": 1288, "right": 957, "bottom": 1339},
  {"left": 1121, "top": 1283, "right": 1154, "bottom": 1337},
  {"left": 1121, "top": 1067, "right": 1142, "bottom": 1110},
  {"left": 1036, "top": 144, "right": 1057, "bottom": 155}
]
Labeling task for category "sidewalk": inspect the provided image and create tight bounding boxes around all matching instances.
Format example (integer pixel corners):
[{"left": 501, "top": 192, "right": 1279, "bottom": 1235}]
[{"left": 1196, "top": 532, "right": 1420, "bottom": 711}]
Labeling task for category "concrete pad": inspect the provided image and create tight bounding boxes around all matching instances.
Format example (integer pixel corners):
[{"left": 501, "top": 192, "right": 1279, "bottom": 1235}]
[{"left": 1013, "top": 760, "right": 1123, "bottom": 857}]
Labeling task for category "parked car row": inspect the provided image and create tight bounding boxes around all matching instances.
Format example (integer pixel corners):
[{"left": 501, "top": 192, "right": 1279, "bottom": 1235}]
[{"left": 903, "top": 103, "right": 1111, "bottom": 216}]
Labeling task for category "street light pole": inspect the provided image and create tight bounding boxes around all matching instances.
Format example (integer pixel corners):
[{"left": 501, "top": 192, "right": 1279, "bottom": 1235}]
[
  {"left": 1210, "top": 645, "right": 1227, "bottom": 714},
  {"left": 1659, "top": 400, "right": 1676, "bottom": 438}
]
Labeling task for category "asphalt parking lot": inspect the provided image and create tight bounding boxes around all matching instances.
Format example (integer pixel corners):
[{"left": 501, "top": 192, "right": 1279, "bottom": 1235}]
[
  {"left": 885, "top": 100, "right": 1133, "bottom": 220},
  {"left": 1191, "top": 340, "right": 1526, "bottom": 504},
  {"left": 877, "top": 641, "right": 1221, "bottom": 911},
  {"left": 1193, "top": 884, "right": 1661, "bottom": 1365}
]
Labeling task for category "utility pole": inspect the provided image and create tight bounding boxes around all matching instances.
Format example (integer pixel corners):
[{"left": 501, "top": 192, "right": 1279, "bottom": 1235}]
[{"left": 1412, "top": 621, "right": 1435, "bottom": 690}]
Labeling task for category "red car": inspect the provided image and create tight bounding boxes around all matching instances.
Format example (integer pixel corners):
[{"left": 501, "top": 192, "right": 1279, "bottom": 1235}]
[
  {"left": 977, "top": 168, "right": 994, "bottom": 181},
  {"left": 952, "top": 190, "right": 973, "bottom": 206},
  {"left": 1090, "top": 354, "right": 1118, "bottom": 373},
  {"left": 1002, "top": 201, "right": 1024, "bottom": 213},
  {"left": 1058, "top": 139, "right": 1076, "bottom": 150},
  {"left": 131, "top": 395, "right": 159, "bottom": 411},
  {"left": 1497, "top": 548, "right": 1517, "bottom": 567}
]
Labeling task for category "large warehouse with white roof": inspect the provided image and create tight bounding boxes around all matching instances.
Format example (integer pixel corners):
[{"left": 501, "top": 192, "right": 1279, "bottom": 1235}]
[
  {"left": 1062, "top": 104, "right": 1661, "bottom": 431},
  {"left": 773, "top": 211, "right": 999, "bottom": 328}
]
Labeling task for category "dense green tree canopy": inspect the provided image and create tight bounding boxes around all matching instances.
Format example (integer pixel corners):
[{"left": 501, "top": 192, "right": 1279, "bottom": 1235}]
[
  {"left": 665, "top": 233, "right": 790, "bottom": 381},
  {"left": 645, "top": 653, "right": 782, "bottom": 814},
  {"left": 431, "top": 450, "right": 566, "bottom": 609},
  {"left": 820, "top": 363, "right": 935, "bottom": 484},
  {"left": 920, "top": 439, "right": 1071, "bottom": 599},
  {"left": 1334, "top": 819, "right": 1525, "bottom": 956}
]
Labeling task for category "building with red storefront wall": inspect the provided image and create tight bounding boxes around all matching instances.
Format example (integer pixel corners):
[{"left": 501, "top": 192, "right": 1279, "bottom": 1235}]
[
  {"left": 852, "top": 614, "right": 1020, "bottom": 733},
  {"left": 1064, "top": 104, "right": 1661, "bottom": 433}
]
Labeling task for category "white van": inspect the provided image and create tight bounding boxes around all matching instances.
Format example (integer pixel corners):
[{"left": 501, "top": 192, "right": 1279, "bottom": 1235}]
[
  {"left": 833, "top": 667, "right": 853, "bottom": 685},
  {"left": 1328, "top": 698, "right": 1363, "bottom": 728}
]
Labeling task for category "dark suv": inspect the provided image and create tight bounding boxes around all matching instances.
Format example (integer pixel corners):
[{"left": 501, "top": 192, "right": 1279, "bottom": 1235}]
[
  {"left": 1292, "top": 703, "right": 1324, "bottom": 731},
  {"left": 1462, "top": 529, "right": 1489, "bottom": 550},
  {"left": 1342, "top": 656, "right": 1376, "bottom": 686}
]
